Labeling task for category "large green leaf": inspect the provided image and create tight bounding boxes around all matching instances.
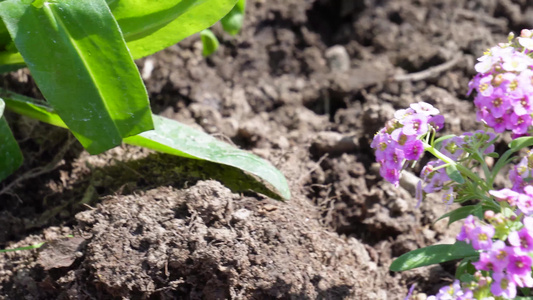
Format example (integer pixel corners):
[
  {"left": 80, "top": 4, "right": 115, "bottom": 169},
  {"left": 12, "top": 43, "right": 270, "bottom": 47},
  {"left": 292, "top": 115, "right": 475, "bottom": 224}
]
[
  {"left": 390, "top": 241, "right": 478, "bottom": 272},
  {"left": 108, "top": 0, "right": 238, "bottom": 59},
  {"left": 0, "top": 0, "right": 153, "bottom": 154},
  {"left": 0, "top": 0, "right": 239, "bottom": 71},
  {"left": 0, "top": 97, "right": 23, "bottom": 181},
  {"left": 1, "top": 89, "right": 291, "bottom": 200}
]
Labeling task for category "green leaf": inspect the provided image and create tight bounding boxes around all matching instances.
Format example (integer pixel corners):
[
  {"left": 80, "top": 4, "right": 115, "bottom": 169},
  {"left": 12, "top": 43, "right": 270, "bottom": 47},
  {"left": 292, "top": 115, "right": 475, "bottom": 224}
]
[
  {"left": 0, "top": 0, "right": 153, "bottom": 154},
  {"left": 434, "top": 205, "right": 484, "bottom": 226},
  {"left": 109, "top": 0, "right": 238, "bottom": 59},
  {"left": 1, "top": 90, "right": 291, "bottom": 201},
  {"left": 0, "top": 21, "right": 10, "bottom": 50},
  {"left": 446, "top": 164, "right": 465, "bottom": 184},
  {"left": 200, "top": 29, "right": 219, "bottom": 56},
  {"left": 390, "top": 241, "right": 479, "bottom": 272},
  {"left": 125, "top": 115, "right": 290, "bottom": 200},
  {"left": 221, "top": 0, "right": 245, "bottom": 35},
  {"left": 455, "top": 258, "right": 476, "bottom": 280},
  {"left": 0, "top": 242, "right": 44, "bottom": 253},
  {"left": 0, "top": 97, "right": 23, "bottom": 181},
  {"left": 509, "top": 136, "right": 533, "bottom": 151}
]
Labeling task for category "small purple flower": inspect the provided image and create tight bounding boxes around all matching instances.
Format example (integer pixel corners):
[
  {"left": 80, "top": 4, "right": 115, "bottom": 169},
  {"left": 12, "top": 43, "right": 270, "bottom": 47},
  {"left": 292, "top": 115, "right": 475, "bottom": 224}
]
[
  {"left": 470, "top": 225, "right": 495, "bottom": 250},
  {"left": 489, "top": 240, "right": 511, "bottom": 272},
  {"left": 403, "top": 139, "right": 424, "bottom": 160},
  {"left": 511, "top": 95, "right": 533, "bottom": 116},
  {"left": 457, "top": 215, "right": 476, "bottom": 243},
  {"left": 513, "top": 271, "right": 533, "bottom": 288},
  {"left": 491, "top": 272, "right": 517, "bottom": 299},
  {"left": 508, "top": 227, "right": 533, "bottom": 253},
  {"left": 508, "top": 252, "right": 532, "bottom": 276},
  {"left": 428, "top": 115, "right": 445, "bottom": 131},
  {"left": 379, "top": 166, "right": 400, "bottom": 187},
  {"left": 442, "top": 188, "right": 454, "bottom": 210},
  {"left": 510, "top": 112, "right": 532, "bottom": 135},
  {"left": 410, "top": 102, "right": 440, "bottom": 116},
  {"left": 391, "top": 129, "right": 415, "bottom": 146},
  {"left": 490, "top": 188, "right": 520, "bottom": 206},
  {"left": 402, "top": 114, "right": 428, "bottom": 136},
  {"left": 384, "top": 147, "right": 405, "bottom": 169},
  {"left": 472, "top": 251, "right": 496, "bottom": 272},
  {"left": 394, "top": 108, "right": 416, "bottom": 121}
]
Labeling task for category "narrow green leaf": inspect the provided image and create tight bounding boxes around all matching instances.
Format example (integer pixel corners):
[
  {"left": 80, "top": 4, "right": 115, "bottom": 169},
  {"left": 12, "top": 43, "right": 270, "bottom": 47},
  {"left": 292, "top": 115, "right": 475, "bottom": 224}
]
[
  {"left": 434, "top": 205, "right": 483, "bottom": 226},
  {"left": 221, "top": 0, "right": 245, "bottom": 35},
  {"left": 446, "top": 164, "right": 465, "bottom": 184},
  {"left": 0, "top": 0, "right": 153, "bottom": 154},
  {"left": 125, "top": 115, "right": 291, "bottom": 200},
  {"left": 509, "top": 136, "right": 533, "bottom": 151},
  {"left": 0, "top": 98, "right": 23, "bottom": 181},
  {"left": 109, "top": 0, "right": 238, "bottom": 59},
  {"left": 390, "top": 241, "right": 478, "bottom": 272},
  {"left": 0, "top": 88, "right": 67, "bottom": 128},
  {"left": 486, "top": 152, "right": 499, "bottom": 158},
  {"left": 1, "top": 90, "right": 291, "bottom": 201},
  {"left": 0, "top": 242, "right": 44, "bottom": 253},
  {"left": 200, "top": 29, "right": 219, "bottom": 56}
]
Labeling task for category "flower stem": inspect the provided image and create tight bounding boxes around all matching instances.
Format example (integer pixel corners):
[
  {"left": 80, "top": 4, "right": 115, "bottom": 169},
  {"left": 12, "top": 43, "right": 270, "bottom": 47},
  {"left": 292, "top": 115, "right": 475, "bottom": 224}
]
[{"left": 423, "top": 142, "right": 487, "bottom": 190}]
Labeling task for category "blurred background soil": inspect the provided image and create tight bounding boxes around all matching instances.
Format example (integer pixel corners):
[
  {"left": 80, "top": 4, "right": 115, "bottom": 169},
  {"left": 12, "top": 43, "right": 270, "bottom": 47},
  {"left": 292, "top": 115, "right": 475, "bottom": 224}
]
[{"left": 0, "top": 0, "right": 528, "bottom": 299}]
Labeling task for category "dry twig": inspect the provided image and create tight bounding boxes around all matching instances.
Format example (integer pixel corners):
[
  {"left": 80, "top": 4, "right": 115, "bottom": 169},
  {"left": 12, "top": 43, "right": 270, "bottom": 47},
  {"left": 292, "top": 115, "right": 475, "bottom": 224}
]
[{"left": 393, "top": 54, "right": 462, "bottom": 82}]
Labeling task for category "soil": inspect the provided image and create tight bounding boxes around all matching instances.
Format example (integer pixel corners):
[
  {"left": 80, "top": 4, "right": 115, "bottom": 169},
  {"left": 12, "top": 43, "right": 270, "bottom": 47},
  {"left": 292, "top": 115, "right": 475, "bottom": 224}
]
[{"left": 0, "top": 0, "right": 527, "bottom": 299}]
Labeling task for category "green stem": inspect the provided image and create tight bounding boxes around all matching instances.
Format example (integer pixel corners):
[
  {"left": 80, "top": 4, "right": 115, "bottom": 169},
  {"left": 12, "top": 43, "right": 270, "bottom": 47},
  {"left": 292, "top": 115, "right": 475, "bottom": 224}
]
[{"left": 423, "top": 142, "right": 487, "bottom": 190}]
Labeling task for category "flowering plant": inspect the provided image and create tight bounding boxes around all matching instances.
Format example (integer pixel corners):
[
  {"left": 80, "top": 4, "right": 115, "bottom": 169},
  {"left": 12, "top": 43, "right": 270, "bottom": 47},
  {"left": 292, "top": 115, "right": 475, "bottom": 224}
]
[
  {"left": 375, "top": 30, "right": 533, "bottom": 299},
  {"left": 0, "top": 0, "right": 289, "bottom": 200}
]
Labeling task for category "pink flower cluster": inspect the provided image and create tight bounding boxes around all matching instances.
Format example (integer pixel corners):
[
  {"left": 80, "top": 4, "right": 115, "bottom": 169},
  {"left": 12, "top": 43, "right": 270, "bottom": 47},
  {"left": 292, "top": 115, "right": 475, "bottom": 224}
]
[
  {"left": 371, "top": 102, "right": 444, "bottom": 186},
  {"left": 455, "top": 213, "right": 533, "bottom": 298},
  {"left": 469, "top": 29, "right": 533, "bottom": 137}
]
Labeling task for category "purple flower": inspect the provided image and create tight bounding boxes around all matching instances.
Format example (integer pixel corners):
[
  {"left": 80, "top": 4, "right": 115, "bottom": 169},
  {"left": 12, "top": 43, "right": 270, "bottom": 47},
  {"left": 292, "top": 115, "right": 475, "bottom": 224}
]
[
  {"left": 428, "top": 115, "right": 445, "bottom": 131},
  {"left": 511, "top": 95, "right": 533, "bottom": 116},
  {"left": 384, "top": 147, "right": 405, "bottom": 169},
  {"left": 508, "top": 252, "right": 532, "bottom": 276},
  {"left": 394, "top": 108, "right": 416, "bottom": 121},
  {"left": 379, "top": 166, "right": 400, "bottom": 187},
  {"left": 403, "top": 139, "right": 424, "bottom": 160},
  {"left": 391, "top": 128, "right": 415, "bottom": 146},
  {"left": 508, "top": 227, "right": 533, "bottom": 253},
  {"left": 512, "top": 272, "right": 533, "bottom": 288},
  {"left": 442, "top": 188, "right": 454, "bottom": 210},
  {"left": 410, "top": 102, "right": 440, "bottom": 116},
  {"left": 402, "top": 114, "right": 428, "bottom": 136},
  {"left": 490, "top": 188, "right": 520, "bottom": 206},
  {"left": 472, "top": 251, "right": 496, "bottom": 272},
  {"left": 457, "top": 215, "right": 476, "bottom": 243},
  {"left": 510, "top": 112, "right": 532, "bottom": 135},
  {"left": 470, "top": 225, "right": 495, "bottom": 250},
  {"left": 489, "top": 240, "right": 511, "bottom": 272},
  {"left": 491, "top": 272, "right": 517, "bottom": 299}
]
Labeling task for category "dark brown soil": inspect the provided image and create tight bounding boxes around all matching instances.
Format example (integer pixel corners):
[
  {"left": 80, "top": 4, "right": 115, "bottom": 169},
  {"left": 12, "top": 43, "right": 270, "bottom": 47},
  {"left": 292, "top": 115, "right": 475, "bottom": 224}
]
[{"left": 0, "top": 0, "right": 526, "bottom": 299}]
